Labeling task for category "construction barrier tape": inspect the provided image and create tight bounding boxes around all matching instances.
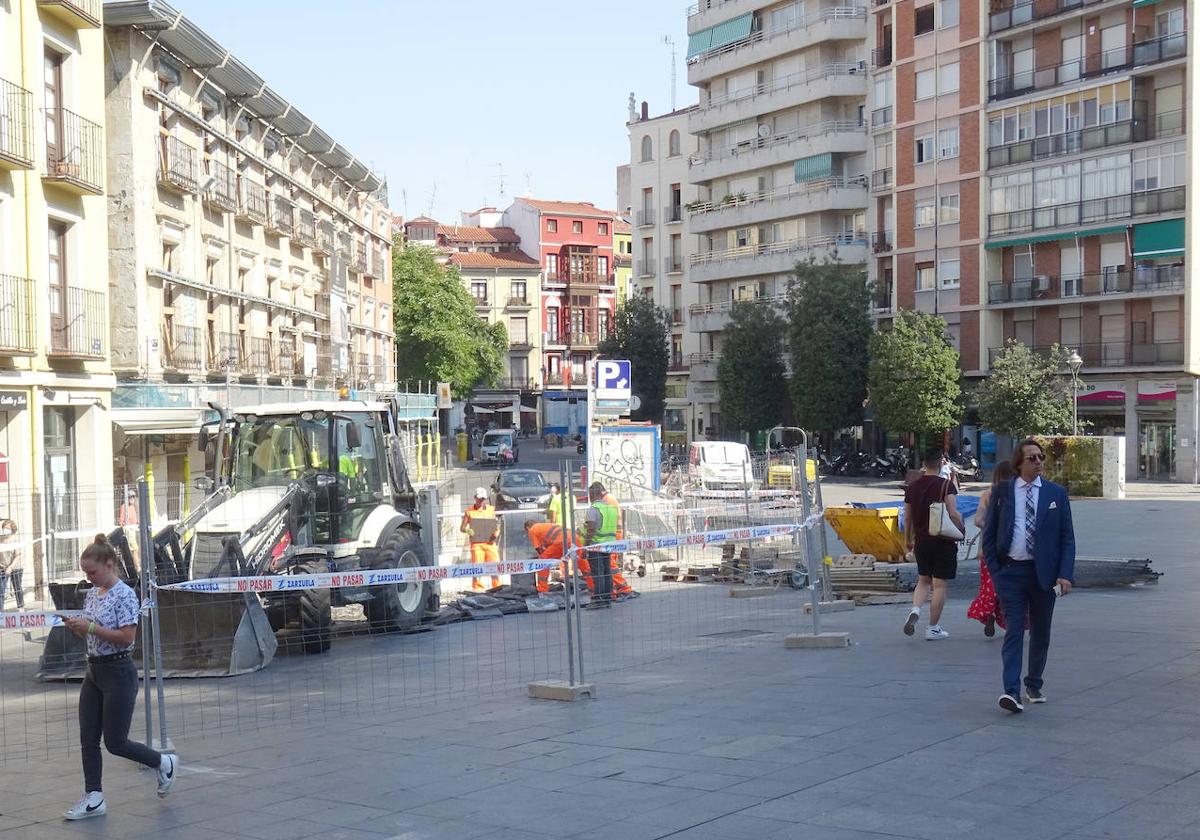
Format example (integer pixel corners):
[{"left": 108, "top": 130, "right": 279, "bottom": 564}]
[
  {"left": 156, "top": 558, "right": 563, "bottom": 594},
  {"left": 0, "top": 610, "right": 84, "bottom": 630},
  {"left": 569, "top": 511, "right": 825, "bottom": 556}
]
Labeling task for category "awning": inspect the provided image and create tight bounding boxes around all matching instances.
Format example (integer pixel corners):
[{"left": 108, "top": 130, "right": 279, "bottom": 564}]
[
  {"left": 519, "top": 405, "right": 539, "bottom": 413},
  {"left": 1132, "top": 219, "right": 1184, "bottom": 258},
  {"left": 112, "top": 408, "right": 205, "bottom": 437},
  {"left": 1132, "top": 0, "right": 1166, "bottom": 7},
  {"left": 687, "top": 13, "right": 752, "bottom": 58},
  {"left": 986, "top": 224, "right": 1128, "bottom": 249},
  {"left": 795, "top": 152, "right": 833, "bottom": 183}
]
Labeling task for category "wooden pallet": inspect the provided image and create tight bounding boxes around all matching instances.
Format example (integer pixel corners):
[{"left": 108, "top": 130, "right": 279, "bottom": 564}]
[{"left": 661, "top": 565, "right": 721, "bottom": 583}]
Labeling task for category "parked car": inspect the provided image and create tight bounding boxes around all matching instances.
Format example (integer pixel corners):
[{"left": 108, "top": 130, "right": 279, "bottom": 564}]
[
  {"left": 688, "top": 441, "right": 756, "bottom": 491},
  {"left": 479, "top": 429, "right": 518, "bottom": 466},
  {"left": 490, "top": 469, "right": 553, "bottom": 511}
]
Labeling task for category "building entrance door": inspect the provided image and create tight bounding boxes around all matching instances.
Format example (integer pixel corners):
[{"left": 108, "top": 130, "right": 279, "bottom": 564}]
[{"left": 1139, "top": 420, "right": 1176, "bottom": 480}]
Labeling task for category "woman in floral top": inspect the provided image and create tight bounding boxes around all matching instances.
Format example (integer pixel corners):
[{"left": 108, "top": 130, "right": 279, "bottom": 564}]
[{"left": 60, "top": 534, "right": 178, "bottom": 820}]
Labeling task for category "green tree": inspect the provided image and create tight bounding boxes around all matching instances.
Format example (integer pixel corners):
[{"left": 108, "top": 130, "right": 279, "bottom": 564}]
[
  {"left": 717, "top": 301, "right": 789, "bottom": 437},
  {"left": 975, "top": 340, "right": 1074, "bottom": 437},
  {"left": 787, "top": 261, "right": 872, "bottom": 438},
  {"left": 867, "top": 310, "right": 962, "bottom": 438},
  {"left": 597, "top": 295, "right": 670, "bottom": 422},
  {"left": 391, "top": 243, "right": 506, "bottom": 398}
]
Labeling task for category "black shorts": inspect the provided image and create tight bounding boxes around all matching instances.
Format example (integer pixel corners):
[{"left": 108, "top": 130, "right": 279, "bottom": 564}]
[{"left": 914, "top": 538, "right": 958, "bottom": 580}]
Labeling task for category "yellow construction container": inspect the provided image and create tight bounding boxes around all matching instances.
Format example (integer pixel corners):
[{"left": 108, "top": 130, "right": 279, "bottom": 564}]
[
  {"left": 766, "top": 460, "right": 819, "bottom": 488},
  {"left": 824, "top": 506, "right": 907, "bottom": 563}
]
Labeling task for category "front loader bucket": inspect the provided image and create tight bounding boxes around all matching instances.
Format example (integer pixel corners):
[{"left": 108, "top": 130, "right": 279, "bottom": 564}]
[{"left": 153, "top": 589, "right": 277, "bottom": 677}]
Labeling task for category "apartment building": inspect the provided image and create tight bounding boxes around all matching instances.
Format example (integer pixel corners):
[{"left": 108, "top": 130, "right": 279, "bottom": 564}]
[
  {"left": 627, "top": 103, "right": 703, "bottom": 444},
  {"left": 103, "top": 2, "right": 394, "bottom": 484},
  {"left": 686, "top": 0, "right": 870, "bottom": 437},
  {"left": 0, "top": 0, "right": 115, "bottom": 583},
  {"left": 982, "top": 0, "right": 1190, "bottom": 480}
]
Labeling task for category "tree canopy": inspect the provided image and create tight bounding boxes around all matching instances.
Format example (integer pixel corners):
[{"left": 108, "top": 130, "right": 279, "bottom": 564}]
[
  {"left": 787, "top": 261, "right": 872, "bottom": 437},
  {"left": 597, "top": 294, "right": 670, "bottom": 422},
  {"left": 867, "top": 310, "right": 962, "bottom": 438},
  {"left": 717, "top": 301, "right": 790, "bottom": 437},
  {"left": 391, "top": 243, "right": 506, "bottom": 398},
  {"left": 976, "top": 340, "right": 1074, "bottom": 437}
]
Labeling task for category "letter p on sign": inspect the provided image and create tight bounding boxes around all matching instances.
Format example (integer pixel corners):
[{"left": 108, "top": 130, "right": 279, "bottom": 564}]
[{"left": 595, "top": 360, "right": 631, "bottom": 400}]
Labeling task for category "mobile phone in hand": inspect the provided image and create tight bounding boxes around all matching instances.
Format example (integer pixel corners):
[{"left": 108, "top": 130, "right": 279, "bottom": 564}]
[{"left": 1052, "top": 583, "right": 1063, "bottom": 597}]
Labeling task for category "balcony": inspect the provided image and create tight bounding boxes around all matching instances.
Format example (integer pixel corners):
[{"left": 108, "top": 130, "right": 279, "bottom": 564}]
[
  {"left": 688, "top": 295, "right": 787, "bottom": 332},
  {"left": 663, "top": 205, "right": 683, "bottom": 224},
  {"left": 986, "top": 264, "right": 1185, "bottom": 306},
  {"left": 987, "top": 109, "right": 1184, "bottom": 169},
  {"left": 871, "top": 105, "right": 893, "bottom": 129},
  {"left": 43, "top": 108, "right": 103, "bottom": 195},
  {"left": 692, "top": 62, "right": 867, "bottom": 134},
  {"left": 161, "top": 322, "right": 203, "bottom": 372},
  {"left": 158, "top": 135, "right": 198, "bottom": 194},
  {"left": 543, "top": 331, "right": 565, "bottom": 347},
  {"left": 267, "top": 195, "right": 295, "bottom": 237},
  {"left": 871, "top": 230, "right": 894, "bottom": 253},
  {"left": 871, "top": 168, "right": 892, "bottom": 192},
  {"left": 690, "top": 119, "right": 865, "bottom": 182},
  {"left": 48, "top": 286, "right": 104, "bottom": 358},
  {"left": 636, "top": 259, "right": 656, "bottom": 278},
  {"left": 473, "top": 296, "right": 489, "bottom": 310},
  {"left": 688, "top": 176, "right": 868, "bottom": 234},
  {"left": 509, "top": 338, "right": 533, "bottom": 352},
  {"left": 0, "top": 79, "right": 34, "bottom": 169},
  {"left": 505, "top": 296, "right": 532, "bottom": 310},
  {"left": 687, "top": 7, "right": 867, "bottom": 85},
  {"left": 668, "top": 358, "right": 689, "bottom": 375},
  {"left": 872, "top": 46, "right": 892, "bottom": 69},
  {"left": 636, "top": 207, "right": 656, "bottom": 227},
  {"left": 988, "top": 341, "right": 1183, "bottom": 369},
  {"left": 209, "top": 331, "right": 241, "bottom": 373},
  {"left": 564, "top": 331, "right": 597, "bottom": 350},
  {"left": 990, "top": 0, "right": 1117, "bottom": 35},
  {"left": 237, "top": 179, "right": 268, "bottom": 225},
  {"left": 545, "top": 371, "right": 568, "bottom": 386},
  {"left": 36, "top": 0, "right": 101, "bottom": 28},
  {"left": 353, "top": 238, "right": 369, "bottom": 274},
  {"left": 0, "top": 275, "right": 36, "bottom": 355},
  {"left": 689, "top": 232, "right": 868, "bottom": 283},
  {"left": 245, "top": 336, "right": 272, "bottom": 377},
  {"left": 688, "top": 351, "right": 721, "bottom": 381},
  {"left": 872, "top": 287, "right": 894, "bottom": 313},
  {"left": 202, "top": 159, "right": 237, "bottom": 212},
  {"left": 314, "top": 221, "right": 335, "bottom": 256},
  {"left": 295, "top": 209, "right": 317, "bottom": 248},
  {"left": 988, "top": 33, "right": 1188, "bottom": 102},
  {"left": 989, "top": 187, "right": 1185, "bottom": 239},
  {"left": 664, "top": 255, "right": 683, "bottom": 274},
  {"left": 275, "top": 337, "right": 299, "bottom": 377}
]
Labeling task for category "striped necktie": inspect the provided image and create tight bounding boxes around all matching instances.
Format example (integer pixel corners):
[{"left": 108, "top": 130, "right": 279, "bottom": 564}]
[{"left": 1024, "top": 483, "right": 1036, "bottom": 556}]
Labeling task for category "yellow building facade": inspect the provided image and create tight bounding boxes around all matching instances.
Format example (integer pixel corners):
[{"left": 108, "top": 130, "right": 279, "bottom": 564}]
[
  {"left": 0, "top": 0, "right": 116, "bottom": 590},
  {"left": 613, "top": 218, "right": 633, "bottom": 304}
]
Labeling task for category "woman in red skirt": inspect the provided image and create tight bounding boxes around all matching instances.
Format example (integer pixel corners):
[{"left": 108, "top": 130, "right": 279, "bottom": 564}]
[{"left": 967, "top": 461, "right": 1013, "bottom": 636}]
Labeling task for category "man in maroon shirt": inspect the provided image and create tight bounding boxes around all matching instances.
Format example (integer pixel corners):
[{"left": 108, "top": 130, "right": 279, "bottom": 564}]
[{"left": 903, "top": 448, "right": 965, "bottom": 640}]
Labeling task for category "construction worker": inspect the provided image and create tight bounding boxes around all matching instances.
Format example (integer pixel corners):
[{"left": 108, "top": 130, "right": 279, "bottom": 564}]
[
  {"left": 523, "top": 519, "right": 573, "bottom": 593},
  {"left": 545, "top": 483, "right": 572, "bottom": 525},
  {"left": 599, "top": 486, "right": 635, "bottom": 598},
  {"left": 461, "top": 488, "right": 501, "bottom": 591},
  {"left": 578, "top": 481, "right": 617, "bottom": 608}
]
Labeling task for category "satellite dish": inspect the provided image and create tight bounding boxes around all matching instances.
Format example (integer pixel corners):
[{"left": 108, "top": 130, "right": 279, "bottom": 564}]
[{"left": 630, "top": 395, "right": 642, "bottom": 411}]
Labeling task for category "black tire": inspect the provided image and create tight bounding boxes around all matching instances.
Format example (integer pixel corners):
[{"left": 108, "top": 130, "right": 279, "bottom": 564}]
[
  {"left": 297, "top": 566, "right": 332, "bottom": 654},
  {"left": 363, "top": 527, "right": 428, "bottom": 633}
]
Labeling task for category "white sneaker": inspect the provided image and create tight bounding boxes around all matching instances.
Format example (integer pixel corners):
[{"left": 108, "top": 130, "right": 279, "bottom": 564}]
[
  {"left": 157, "top": 753, "right": 178, "bottom": 797},
  {"left": 903, "top": 609, "right": 920, "bottom": 636},
  {"left": 925, "top": 626, "right": 950, "bottom": 640},
  {"left": 64, "top": 792, "right": 106, "bottom": 820}
]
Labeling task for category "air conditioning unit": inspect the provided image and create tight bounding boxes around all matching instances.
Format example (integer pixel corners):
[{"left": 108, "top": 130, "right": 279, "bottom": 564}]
[
  {"left": 1034, "top": 275, "right": 1050, "bottom": 292},
  {"left": 757, "top": 123, "right": 772, "bottom": 138}
]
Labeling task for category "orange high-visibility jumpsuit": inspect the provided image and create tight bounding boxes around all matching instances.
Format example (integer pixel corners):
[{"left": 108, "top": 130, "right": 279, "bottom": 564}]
[
  {"left": 462, "top": 503, "right": 501, "bottom": 591},
  {"left": 602, "top": 493, "right": 634, "bottom": 597},
  {"left": 526, "top": 522, "right": 574, "bottom": 593}
]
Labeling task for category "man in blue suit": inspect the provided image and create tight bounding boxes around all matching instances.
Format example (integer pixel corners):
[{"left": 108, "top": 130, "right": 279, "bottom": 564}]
[{"left": 981, "top": 438, "right": 1075, "bottom": 713}]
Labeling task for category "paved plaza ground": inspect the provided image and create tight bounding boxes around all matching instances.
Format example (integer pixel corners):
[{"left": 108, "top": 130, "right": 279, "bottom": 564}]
[{"left": 2, "top": 464, "right": 1198, "bottom": 839}]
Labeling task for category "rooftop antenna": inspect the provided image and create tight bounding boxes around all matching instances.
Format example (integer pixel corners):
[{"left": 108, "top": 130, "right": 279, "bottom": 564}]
[
  {"left": 662, "top": 36, "right": 677, "bottom": 111},
  {"left": 493, "top": 163, "right": 506, "bottom": 203},
  {"left": 523, "top": 172, "right": 532, "bottom": 197},
  {"left": 401, "top": 189, "right": 408, "bottom": 218},
  {"left": 426, "top": 182, "right": 437, "bottom": 219}
]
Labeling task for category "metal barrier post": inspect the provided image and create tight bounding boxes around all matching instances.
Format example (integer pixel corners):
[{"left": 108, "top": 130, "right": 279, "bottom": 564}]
[
  {"left": 564, "top": 462, "right": 585, "bottom": 684},
  {"left": 136, "top": 481, "right": 154, "bottom": 745},
  {"left": 811, "top": 446, "right": 832, "bottom": 602},
  {"left": 139, "top": 480, "right": 171, "bottom": 752},
  {"left": 797, "top": 447, "right": 821, "bottom": 636},
  {"left": 559, "top": 461, "right": 577, "bottom": 686}
]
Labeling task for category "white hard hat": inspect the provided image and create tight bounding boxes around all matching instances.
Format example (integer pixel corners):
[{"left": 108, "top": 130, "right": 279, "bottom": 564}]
[{"left": 474, "top": 487, "right": 488, "bottom": 499}]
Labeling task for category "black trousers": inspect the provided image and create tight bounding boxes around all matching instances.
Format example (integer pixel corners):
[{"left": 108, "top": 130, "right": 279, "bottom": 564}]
[
  {"left": 79, "top": 659, "right": 161, "bottom": 792},
  {"left": 587, "top": 550, "right": 613, "bottom": 602}
]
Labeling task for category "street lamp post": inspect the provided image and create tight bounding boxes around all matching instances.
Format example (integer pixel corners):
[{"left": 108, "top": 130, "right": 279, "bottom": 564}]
[{"left": 1067, "top": 350, "right": 1083, "bottom": 436}]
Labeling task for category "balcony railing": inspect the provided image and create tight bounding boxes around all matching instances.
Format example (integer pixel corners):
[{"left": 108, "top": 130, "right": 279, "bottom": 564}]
[
  {"left": 990, "top": 0, "right": 1115, "bottom": 35},
  {"left": 506, "top": 296, "right": 531, "bottom": 308},
  {"left": 295, "top": 209, "right": 317, "bottom": 248},
  {"left": 987, "top": 108, "right": 1184, "bottom": 168},
  {"left": 36, "top": 0, "right": 101, "bottom": 28},
  {"left": 664, "top": 255, "right": 683, "bottom": 274},
  {"left": 688, "top": 294, "right": 788, "bottom": 316},
  {"left": 158, "top": 135, "right": 198, "bottom": 193},
  {"left": 989, "top": 33, "right": 1188, "bottom": 102},
  {"left": 702, "top": 62, "right": 867, "bottom": 111},
  {"left": 872, "top": 46, "right": 892, "bottom": 68},
  {"left": 688, "top": 6, "right": 867, "bottom": 65},
  {"left": 246, "top": 336, "right": 272, "bottom": 377},
  {"left": 509, "top": 338, "right": 533, "bottom": 351},
  {"left": 663, "top": 205, "right": 683, "bottom": 223},
  {"left": 871, "top": 230, "right": 894, "bottom": 253},
  {"left": 473, "top": 296, "right": 489, "bottom": 309},
  {"left": 203, "top": 159, "right": 237, "bottom": 212},
  {"left": 43, "top": 107, "right": 103, "bottom": 194},
  {"left": 238, "top": 179, "right": 268, "bottom": 225},
  {"left": 49, "top": 286, "right": 104, "bottom": 358},
  {"left": 988, "top": 187, "right": 1185, "bottom": 237},
  {"left": 209, "top": 331, "right": 241, "bottom": 372},
  {"left": 871, "top": 106, "right": 893, "bottom": 129},
  {"left": 691, "top": 119, "right": 863, "bottom": 165},
  {"left": 987, "top": 264, "right": 1185, "bottom": 304},
  {"left": 989, "top": 341, "right": 1183, "bottom": 368},
  {"left": 671, "top": 309, "right": 684, "bottom": 325},
  {"left": 690, "top": 231, "right": 866, "bottom": 266},
  {"left": 689, "top": 175, "right": 867, "bottom": 217},
  {"left": 546, "top": 270, "right": 616, "bottom": 288},
  {"left": 543, "top": 331, "right": 565, "bottom": 346},
  {"left": 162, "top": 322, "right": 203, "bottom": 372},
  {"left": 267, "top": 195, "right": 295, "bottom": 237},
  {"left": 315, "top": 220, "right": 335, "bottom": 255},
  {"left": 545, "top": 371, "right": 567, "bottom": 386},
  {"left": 0, "top": 78, "right": 35, "bottom": 168},
  {"left": 637, "top": 259, "right": 656, "bottom": 278},
  {"left": 276, "top": 337, "right": 298, "bottom": 376},
  {"left": 636, "top": 208, "right": 656, "bottom": 227},
  {"left": 564, "top": 331, "right": 597, "bottom": 349},
  {"left": 0, "top": 275, "right": 35, "bottom": 354},
  {"left": 353, "top": 238, "right": 369, "bottom": 274},
  {"left": 500, "top": 377, "right": 537, "bottom": 390},
  {"left": 871, "top": 168, "right": 892, "bottom": 192},
  {"left": 872, "top": 288, "right": 894, "bottom": 313}
]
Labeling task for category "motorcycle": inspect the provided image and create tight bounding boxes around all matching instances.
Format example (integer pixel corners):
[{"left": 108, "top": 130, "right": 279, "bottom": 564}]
[
  {"left": 951, "top": 454, "right": 981, "bottom": 482},
  {"left": 575, "top": 435, "right": 585, "bottom": 455}
]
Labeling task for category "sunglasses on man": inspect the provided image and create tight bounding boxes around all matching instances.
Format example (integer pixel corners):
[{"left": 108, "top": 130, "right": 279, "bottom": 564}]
[{"left": 1024, "top": 453, "right": 1045, "bottom": 462}]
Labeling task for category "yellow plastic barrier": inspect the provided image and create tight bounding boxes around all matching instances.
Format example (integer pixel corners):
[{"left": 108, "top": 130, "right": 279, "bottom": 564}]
[
  {"left": 824, "top": 506, "right": 907, "bottom": 563},
  {"left": 766, "top": 460, "right": 819, "bottom": 488}
]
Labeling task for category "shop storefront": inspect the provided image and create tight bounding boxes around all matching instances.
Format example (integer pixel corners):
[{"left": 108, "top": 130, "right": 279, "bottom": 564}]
[{"left": 1075, "top": 377, "right": 1188, "bottom": 482}]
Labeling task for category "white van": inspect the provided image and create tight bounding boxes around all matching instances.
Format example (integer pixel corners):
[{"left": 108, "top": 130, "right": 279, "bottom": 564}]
[
  {"left": 688, "top": 441, "right": 755, "bottom": 490},
  {"left": 479, "top": 430, "right": 518, "bottom": 465}
]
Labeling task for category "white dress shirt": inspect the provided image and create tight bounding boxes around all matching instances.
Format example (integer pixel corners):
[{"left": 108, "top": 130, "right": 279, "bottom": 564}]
[{"left": 1008, "top": 476, "right": 1042, "bottom": 560}]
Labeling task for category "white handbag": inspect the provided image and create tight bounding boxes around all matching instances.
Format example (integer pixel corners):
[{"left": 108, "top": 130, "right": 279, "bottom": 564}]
[{"left": 928, "top": 479, "right": 964, "bottom": 541}]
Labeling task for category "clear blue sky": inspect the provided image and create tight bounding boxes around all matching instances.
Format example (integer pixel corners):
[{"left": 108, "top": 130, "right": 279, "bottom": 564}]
[{"left": 185, "top": 0, "right": 696, "bottom": 222}]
